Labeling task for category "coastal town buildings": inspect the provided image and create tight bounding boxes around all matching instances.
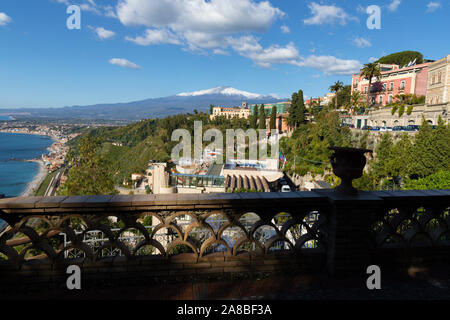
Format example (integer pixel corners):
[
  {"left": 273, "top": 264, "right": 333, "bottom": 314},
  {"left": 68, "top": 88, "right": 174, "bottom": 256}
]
[{"left": 305, "top": 93, "right": 336, "bottom": 108}]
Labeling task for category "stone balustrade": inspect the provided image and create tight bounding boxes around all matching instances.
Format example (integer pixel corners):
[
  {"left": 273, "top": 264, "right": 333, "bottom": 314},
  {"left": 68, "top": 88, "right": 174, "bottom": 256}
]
[{"left": 0, "top": 189, "right": 449, "bottom": 297}]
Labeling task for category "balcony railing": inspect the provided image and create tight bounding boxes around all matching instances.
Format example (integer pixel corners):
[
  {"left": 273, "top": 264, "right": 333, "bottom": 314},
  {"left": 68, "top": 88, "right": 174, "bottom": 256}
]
[
  {"left": 0, "top": 189, "right": 449, "bottom": 293},
  {"left": 1, "top": 144, "right": 450, "bottom": 299}
]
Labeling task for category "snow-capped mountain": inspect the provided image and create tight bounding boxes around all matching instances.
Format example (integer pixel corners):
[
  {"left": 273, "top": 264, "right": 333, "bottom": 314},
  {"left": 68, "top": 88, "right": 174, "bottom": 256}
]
[
  {"left": 1, "top": 87, "right": 287, "bottom": 121},
  {"left": 177, "top": 86, "right": 279, "bottom": 100}
]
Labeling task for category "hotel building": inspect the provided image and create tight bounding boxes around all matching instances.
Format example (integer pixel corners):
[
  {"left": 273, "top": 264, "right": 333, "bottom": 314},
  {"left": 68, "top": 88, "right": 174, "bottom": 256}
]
[{"left": 352, "top": 62, "right": 430, "bottom": 106}]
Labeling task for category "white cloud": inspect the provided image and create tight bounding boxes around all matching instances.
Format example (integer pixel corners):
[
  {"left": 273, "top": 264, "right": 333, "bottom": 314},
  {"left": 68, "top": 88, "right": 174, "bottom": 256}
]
[
  {"left": 356, "top": 5, "right": 367, "bottom": 13},
  {"left": 280, "top": 25, "right": 290, "bottom": 34},
  {"left": 0, "top": 12, "right": 12, "bottom": 26},
  {"left": 117, "top": 0, "right": 284, "bottom": 32},
  {"left": 126, "top": 28, "right": 181, "bottom": 46},
  {"left": 369, "top": 57, "right": 378, "bottom": 63},
  {"left": 110, "top": 0, "right": 361, "bottom": 74},
  {"left": 225, "top": 36, "right": 299, "bottom": 68},
  {"left": 298, "top": 55, "right": 362, "bottom": 75},
  {"left": 109, "top": 58, "right": 141, "bottom": 69},
  {"left": 116, "top": 0, "right": 284, "bottom": 51},
  {"left": 92, "top": 27, "right": 115, "bottom": 40},
  {"left": 388, "top": 0, "right": 401, "bottom": 11},
  {"left": 212, "top": 48, "right": 229, "bottom": 55},
  {"left": 352, "top": 37, "right": 372, "bottom": 48},
  {"left": 426, "top": 1, "right": 442, "bottom": 12},
  {"left": 53, "top": 0, "right": 117, "bottom": 17},
  {"left": 303, "top": 2, "right": 357, "bottom": 26},
  {"left": 104, "top": 6, "right": 118, "bottom": 18}
]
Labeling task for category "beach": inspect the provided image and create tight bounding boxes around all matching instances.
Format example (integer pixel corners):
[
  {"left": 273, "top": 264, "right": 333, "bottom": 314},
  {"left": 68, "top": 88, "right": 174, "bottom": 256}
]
[{"left": 20, "top": 160, "right": 48, "bottom": 197}]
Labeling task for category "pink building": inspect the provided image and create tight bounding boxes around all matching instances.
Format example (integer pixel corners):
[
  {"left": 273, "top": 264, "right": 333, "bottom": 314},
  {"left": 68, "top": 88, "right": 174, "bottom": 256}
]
[{"left": 351, "top": 62, "right": 430, "bottom": 106}]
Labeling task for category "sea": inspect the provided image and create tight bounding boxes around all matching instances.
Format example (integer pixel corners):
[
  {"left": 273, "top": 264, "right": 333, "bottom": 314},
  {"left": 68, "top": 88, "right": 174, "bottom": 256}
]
[
  {"left": 0, "top": 132, "right": 55, "bottom": 231},
  {"left": 0, "top": 132, "right": 55, "bottom": 197}
]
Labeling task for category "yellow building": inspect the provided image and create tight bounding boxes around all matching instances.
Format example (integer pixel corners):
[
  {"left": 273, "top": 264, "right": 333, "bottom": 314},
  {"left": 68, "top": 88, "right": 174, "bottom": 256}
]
[{"left": 209, "top": 106, "right": 251, "bottom": 120}]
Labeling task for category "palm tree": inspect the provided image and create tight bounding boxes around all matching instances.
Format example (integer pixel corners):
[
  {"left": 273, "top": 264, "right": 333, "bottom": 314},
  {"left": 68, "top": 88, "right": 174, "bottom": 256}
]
[
  {"left": 360, "top": 63, "right": 381, "bottom": 106},
  {"left": 329, "top": 81, "right": 344, "bottom": 109},
  {"left": 350, "top": 90, "right": 362, "bottom": 114}
]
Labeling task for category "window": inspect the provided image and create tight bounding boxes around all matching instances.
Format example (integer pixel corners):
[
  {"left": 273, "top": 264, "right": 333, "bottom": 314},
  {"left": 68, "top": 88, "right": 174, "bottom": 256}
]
[
  {"left": 379, "top": 96, "right": 383, "bottom": 104},
  {"left": 364, "top": 86, "right": 367, "bottom": 93},
  {"left": 383, "top": 83, "right": 387, "bottom": 91},
  {"left": 400, "top": 81, "right": 405, "bottom": 89},
  {"left": 438, "top": 72, "right": 442, "bottom": 83},
  {"left": 390, "top": 82, "right": 394, "bottom": 90},
  {"left": 389, "top": 95, "right": 393, "bottom": 103}
]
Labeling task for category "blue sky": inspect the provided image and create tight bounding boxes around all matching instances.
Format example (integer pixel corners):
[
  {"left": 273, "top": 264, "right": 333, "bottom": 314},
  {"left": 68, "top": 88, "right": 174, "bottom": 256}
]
[{"left": 0, "top": 0, "right": 448, "bottom": 108}]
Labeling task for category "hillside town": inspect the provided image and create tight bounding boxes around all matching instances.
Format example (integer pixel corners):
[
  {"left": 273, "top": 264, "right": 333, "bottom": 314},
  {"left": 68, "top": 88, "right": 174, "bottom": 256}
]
[{"left": 119, "top": 53, "right": 449, "bottom": 196}]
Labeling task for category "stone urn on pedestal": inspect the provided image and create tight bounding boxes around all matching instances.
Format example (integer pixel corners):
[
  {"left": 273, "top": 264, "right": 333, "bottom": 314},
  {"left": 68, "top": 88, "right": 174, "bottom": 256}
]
[{"left": 329, "top": 147, "right": 373, "bottom": 195}]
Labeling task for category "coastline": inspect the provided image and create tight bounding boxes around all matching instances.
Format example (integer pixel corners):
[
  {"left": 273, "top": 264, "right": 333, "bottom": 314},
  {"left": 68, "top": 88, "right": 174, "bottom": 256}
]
[
  {"left": 0, "top": 129, "right": 58, "bottom": 141},
  {"left": 21, "top": 159, "right": 48, "bottom": 197},
  {"left": 0, "top": 131, "right": 66, "bottom": 198}
]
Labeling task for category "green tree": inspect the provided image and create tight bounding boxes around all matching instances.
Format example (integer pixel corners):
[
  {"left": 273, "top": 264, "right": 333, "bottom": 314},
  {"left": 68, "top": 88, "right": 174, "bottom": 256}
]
[
  {"left": 360, "top": 63, "right": 381, "bottom": 106},
  {"left": 287, "top": 90, "right": 306, "bottom": 128},
  {"left": 408, "top": 116, "right": 438, "bottom": 177},
  {"left": 430, "top": 116, "right": 450, "bottom": 172},
  {"left": 269, "top": 105, "right": 277, "bottom": 131},
  {"left": 329, "top": 81, "right": 344, "bottom": 109},
  {"left": 250, "top": 105, "right": 258, "bottom": 129},
  {"left": 350, "top": 90, "right": 363, "bottom": 113},
  {"left": 372, "top": 132, "right": 394, "bottom": 180},
  {"left": 59, "top": 135, "right": 117, "bottom": 195},
  {"left": 258, "top": 104, "right": 266, "bottom": 129},
  {"left": 376, "top": 51, "right": 424, "bottom": 66},
  {"left": 388, "top": 133, "right": 413, "bottom": 178},
  {"left": 404, "top": 170, "right": 450, "bottom": 190}
]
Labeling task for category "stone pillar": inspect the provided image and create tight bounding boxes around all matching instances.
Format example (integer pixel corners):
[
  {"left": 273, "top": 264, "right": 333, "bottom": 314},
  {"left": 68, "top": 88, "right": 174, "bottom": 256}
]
[
  {"left": 324, "top": 192, "right": 382, "bottom": 277},
  {"left": 325, "top": 146, "right": 380, "bottom": 277}
]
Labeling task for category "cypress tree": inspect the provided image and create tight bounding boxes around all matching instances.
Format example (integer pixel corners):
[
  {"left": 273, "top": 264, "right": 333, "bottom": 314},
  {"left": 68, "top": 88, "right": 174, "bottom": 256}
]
[
  {"left": 250, "top": 104, "right": 258, "bottom": 129},
  {"left": 287, "top": 90, "right": 306, "bottom": 128},
  {"left": 270, "top": 106, "right": 277, "bottom": 131},
  {"left": 296, "top": 90, "right": 306, "bottom": 125},
  {"left": 258, "top": 104, "right": 266, "bottom": 129},
  {"left": 287, "top": 92, "right": 298, "bottom": 128}
]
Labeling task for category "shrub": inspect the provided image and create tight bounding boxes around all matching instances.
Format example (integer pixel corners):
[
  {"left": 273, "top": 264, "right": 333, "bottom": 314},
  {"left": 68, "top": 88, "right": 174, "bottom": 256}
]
[
  {"left": 398, "top": 105, "right": 405, "bottom": 117},
  {"left": 407, "top": 105, "right": 413, "bottom": 115},
  {"left": 391, "top": 105, "right": 398, "bottom": 115}
]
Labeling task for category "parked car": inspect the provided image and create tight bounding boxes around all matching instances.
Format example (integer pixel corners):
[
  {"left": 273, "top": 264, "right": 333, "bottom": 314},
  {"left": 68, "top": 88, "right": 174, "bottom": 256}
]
[
  {"left": 380, "top": 127, "right": 387, "bottom": 132},
  {"left": 361, "top": 126, "right": 372, "bottom": 130},
  {"left": 281, "top": 185, "right": 292, "bottom": 192},
  {"left": 386, "top": 127, "right": 393, "bottom": 131},
  {"left": 371, "top": 126, "right": 381, "bottom": 131},
  {"left": 393, "top": 126, "right": 406, "bottom": 131},
  {"left": 406, "top": 125, "right": 420, "bottom": 131}
]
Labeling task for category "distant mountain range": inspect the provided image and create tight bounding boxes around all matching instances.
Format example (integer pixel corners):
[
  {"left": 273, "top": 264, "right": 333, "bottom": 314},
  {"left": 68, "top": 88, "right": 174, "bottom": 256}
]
[{"left": 0, "top": 87, "right": 287, "bottom": 121}]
